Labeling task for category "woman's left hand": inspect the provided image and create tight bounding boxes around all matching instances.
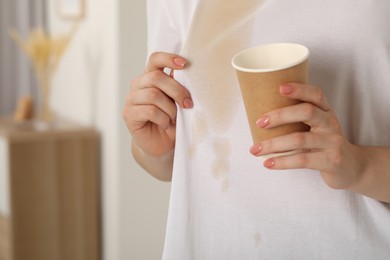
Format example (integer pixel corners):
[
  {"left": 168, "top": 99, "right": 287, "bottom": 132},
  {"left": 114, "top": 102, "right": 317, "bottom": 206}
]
[{"left": 249, "top": 83, "right": 365, "bottom": 190}]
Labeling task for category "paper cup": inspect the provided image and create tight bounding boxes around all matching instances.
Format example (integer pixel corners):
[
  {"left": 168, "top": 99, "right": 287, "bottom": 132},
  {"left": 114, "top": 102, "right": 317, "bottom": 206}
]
[{"left": 232, "top": 43, "right": 310, "bottom": 156}]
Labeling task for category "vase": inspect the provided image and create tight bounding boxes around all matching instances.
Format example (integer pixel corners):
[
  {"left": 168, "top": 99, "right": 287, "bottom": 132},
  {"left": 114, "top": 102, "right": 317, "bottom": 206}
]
[{"left": 37, "top": 70, "right": 54, "bottom": 123}]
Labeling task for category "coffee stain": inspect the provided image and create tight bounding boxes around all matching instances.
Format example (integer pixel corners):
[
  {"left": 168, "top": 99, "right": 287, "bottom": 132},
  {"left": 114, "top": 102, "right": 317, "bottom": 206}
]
[
  {"left": 211, "top": 138, "right": 231, "bottom": 178},
  {"left": 181, "top": 0, "right": 264, "bottom": 194},
  {"left": 188, "top": 111, "right": 208, "bottom": 159},
  {"left": 211, "top": 158, "right": 230, "bottom": 179},
  {"left": 211, "top": 138, "right": 232, "bottom": 191},
  {"left": 253, "top": 232, "right": 261, "bottom": 247},
  {"left": 213, "top": 138, "right": 232, "bottom": 157},
  {"left": 181, "top": 0, "right": 263, "bottom": 134},
  {"left": 188, "top": 142, "right": 197, "bottom": 160},
  {"left": 220, "top": 177, "right": 230, "bottom": 193},
  {"left": 192, "top": 111, "right": 208, "bottom": 143}
]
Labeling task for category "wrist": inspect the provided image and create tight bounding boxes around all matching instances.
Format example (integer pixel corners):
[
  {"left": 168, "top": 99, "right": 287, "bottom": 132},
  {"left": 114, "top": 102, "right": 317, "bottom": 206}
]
[
  {"left": 131, "top": 142, "right": 174, "bottom": 181},
  {"left": 348, "top": 145, "right": 390, "bottom": 203}
]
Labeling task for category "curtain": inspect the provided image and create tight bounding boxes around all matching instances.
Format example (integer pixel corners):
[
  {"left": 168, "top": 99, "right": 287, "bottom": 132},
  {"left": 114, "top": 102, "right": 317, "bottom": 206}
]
[{"left": 0, "top": 0, "right": 46, "bottom": 116}]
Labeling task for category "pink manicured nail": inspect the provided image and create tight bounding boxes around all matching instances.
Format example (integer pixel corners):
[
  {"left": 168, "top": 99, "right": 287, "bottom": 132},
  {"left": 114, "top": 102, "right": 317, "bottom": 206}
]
[
  {"left": 250, "top": 144, "right": 262, "bottom": 155},
  {"left": 173, "top": 57, "right": 187, "bottom": 67},
  {"left": 183, "top": 98, "right": 193, "bottom": 109},
  {"left": 280, "top": 84, "right": 293, "bottom": 94},
  {"left": 264, "top": 159, "right": 275, "bottom": 169},
  {"left": 256, "top": 116, "right": 270, "bottom": 128}
]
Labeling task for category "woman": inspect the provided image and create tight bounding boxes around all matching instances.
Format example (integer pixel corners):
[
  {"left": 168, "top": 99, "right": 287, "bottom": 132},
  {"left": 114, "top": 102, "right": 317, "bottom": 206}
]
[{"left": 123, "top": 0, "right": 390, "bottom": 258}]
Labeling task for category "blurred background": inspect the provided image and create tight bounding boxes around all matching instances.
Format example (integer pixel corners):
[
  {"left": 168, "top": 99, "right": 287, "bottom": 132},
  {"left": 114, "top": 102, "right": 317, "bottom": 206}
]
[{"left": 0, "top": 0, "right": 171, "bottom": 259}]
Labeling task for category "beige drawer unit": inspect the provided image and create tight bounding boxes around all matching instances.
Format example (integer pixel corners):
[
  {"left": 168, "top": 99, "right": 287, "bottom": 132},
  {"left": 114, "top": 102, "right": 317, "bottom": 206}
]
[{"left": 0, "top": 118, "right": 101, "bottom": 260}]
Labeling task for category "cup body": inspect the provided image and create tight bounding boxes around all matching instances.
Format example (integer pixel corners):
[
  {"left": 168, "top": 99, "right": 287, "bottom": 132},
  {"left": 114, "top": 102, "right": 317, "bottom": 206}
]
[{"left": 232, "top": 43, "right": 310, "bottom": 144}]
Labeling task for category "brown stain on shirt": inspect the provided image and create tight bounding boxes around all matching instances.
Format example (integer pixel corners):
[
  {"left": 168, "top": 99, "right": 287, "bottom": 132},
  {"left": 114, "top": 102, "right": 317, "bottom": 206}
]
[
  {"left": 181, "top": 0, "right": 263, "bottom": 133},
  {"left": 211, "top": 138, "right": 231, "bottom": 192},
  {"left": 253, "top": 232, "right": 261, "bottom": 247},
  {"left": 182, "top": 0, "right": 263, "bottom": 192}
]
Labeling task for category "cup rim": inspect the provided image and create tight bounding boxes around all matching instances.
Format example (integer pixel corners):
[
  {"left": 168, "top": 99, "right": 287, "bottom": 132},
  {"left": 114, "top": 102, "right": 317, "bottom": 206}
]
[{"left": 231, "top": 42, "right": 309, "bottom": 73}]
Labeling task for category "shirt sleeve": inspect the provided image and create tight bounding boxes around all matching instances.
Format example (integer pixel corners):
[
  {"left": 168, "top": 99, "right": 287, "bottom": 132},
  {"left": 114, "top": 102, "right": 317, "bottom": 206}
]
[{"left": 146, "top": 0, "right": 182, "bottom": 58}]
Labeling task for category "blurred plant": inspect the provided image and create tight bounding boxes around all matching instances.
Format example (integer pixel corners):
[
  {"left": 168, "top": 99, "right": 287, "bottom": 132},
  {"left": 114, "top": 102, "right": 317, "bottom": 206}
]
[{"left": 9, "top": 23, "right": 78, "bottom": 122}]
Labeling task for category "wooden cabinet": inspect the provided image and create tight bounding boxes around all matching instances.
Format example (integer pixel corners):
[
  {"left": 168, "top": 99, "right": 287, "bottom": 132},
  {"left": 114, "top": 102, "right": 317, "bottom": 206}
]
[{"left": 0, "top": 118, "right": 100, "bottom": 260}]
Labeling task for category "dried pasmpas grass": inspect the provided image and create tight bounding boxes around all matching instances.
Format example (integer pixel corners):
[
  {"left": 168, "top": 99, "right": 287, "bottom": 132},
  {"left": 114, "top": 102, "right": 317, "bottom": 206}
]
[{"left": 9, "top": 23, "right": 78, "bottom": 121}]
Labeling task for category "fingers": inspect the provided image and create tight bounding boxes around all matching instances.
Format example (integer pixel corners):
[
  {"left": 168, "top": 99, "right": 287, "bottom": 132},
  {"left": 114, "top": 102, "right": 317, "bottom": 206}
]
[
  {"left": 133, "top": 52, "right": 193, "bottom": 110},
  {"left": 262, "top": 151, "right": 332, "bottom": 172},
  {"left": 145, "top": 52, "right": 188, "bottom": 73},
  {"left": 279, "top": 83, "right": 330, "bottom": 111},
  {"left": 249, "top": 82, "right": 346, "bottom": 174},
  {"left": 250, "top": 132, "right": 338, "bottom": 156},
  {"left": 127, "top": 104, "right": 172, "bottom": 130},
  {"left": 132, "top": 69, "right": 193, "bottom": 109},
  {"left": 256, "top": 102, "right": 332, "bottom": 131},
  {"left": 256, "top": 83, "right": 340, "bottom": 133},
  {"left": 249, "top": 83, "right": 359, "bottom": 191},
  {"left": 126, "top": 86, "right": 178, "bottom": 124},
  {"left": 124, "top": 51, "right": 193, "bottom": 135}
]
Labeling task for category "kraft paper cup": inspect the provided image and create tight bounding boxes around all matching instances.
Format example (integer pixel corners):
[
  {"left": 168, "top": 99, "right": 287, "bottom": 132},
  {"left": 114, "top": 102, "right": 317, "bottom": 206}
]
[{"left": 231, "top": 43, "right": 310, "bottom": 158}]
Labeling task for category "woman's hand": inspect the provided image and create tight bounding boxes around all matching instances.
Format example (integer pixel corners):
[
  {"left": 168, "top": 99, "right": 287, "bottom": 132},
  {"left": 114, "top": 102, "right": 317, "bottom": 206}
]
[
  {"left": 249, "top": 83, "right": 390, "bottom": 202},
  {"left": 123, "top": 52, "right": 192, "bottom": 156},
  {"left": 249, "top": 83, "right": 367, "bottom": 190},
  {"left": 123, "top": 52, "right": 193, "bottom": 180}
]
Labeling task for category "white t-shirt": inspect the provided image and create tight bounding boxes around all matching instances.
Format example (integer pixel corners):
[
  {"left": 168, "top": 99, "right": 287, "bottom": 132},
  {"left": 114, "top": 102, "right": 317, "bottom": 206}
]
[{"left": 146, "top": 0, "right": 390, "bottom": 259}]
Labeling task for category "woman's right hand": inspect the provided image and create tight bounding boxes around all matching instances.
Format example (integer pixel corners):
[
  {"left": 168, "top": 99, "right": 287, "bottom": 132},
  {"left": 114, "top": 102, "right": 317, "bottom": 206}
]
[{"left": 123, "top": 52, "right": 192, "bottom": 157}]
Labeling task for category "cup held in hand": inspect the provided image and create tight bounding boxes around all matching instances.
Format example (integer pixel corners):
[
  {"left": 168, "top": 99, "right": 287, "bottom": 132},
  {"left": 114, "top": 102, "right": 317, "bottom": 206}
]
[{"left": 232, "top": 43, "right": 310, "bottom": 146}]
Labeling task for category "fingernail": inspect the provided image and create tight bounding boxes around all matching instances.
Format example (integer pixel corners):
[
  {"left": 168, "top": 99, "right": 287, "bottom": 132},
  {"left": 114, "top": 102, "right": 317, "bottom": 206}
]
[
  {"left": 173, "top": 57, "right": 187, "bottom": 67},
  {"left": 280, "top": 84, "right": 293, "bottom": 94},
  {"left": 264, "top": 159, "right": 275, "bottom": 169},
  {"left": 183, "top": 98, "right": 193, "bottom": 109},
  {"left": 256, "top": 116, "right": 270, "bottom": 128},
  {"left": 250, "top": 144, "right": 262, "bottom": 155}
]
